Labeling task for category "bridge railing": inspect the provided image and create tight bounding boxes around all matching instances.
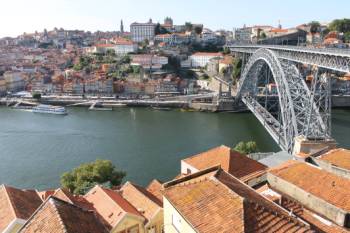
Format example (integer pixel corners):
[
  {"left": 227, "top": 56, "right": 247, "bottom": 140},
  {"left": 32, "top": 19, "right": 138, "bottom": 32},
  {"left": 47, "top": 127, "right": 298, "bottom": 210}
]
[{"left": 227, "top": 44, "right": 350, "bottom": 57}]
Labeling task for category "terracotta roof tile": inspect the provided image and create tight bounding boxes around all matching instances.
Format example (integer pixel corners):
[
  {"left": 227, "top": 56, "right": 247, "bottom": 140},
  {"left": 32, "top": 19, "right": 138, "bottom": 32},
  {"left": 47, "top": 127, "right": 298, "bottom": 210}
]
[
  {"left": 146, "top": 179, "right": 163, "bottom": 204},
  {"left": 52, "top": 188, "right": 94, "bottom": 210},
  {"left": 0, "top": 185, "right": 42, "bottom": 232},
  {"left": 183, "top": 145, "right": 267, "bottom": 178},
  {"left": 19, "top": 197, "right": 108, "bottom": 233},
  {"left": 269, "top": 160, "right": 350, "bottom": 212},
  {"left": 318, "top": 148, "right": 350, "bottom": 170},
  {"left": 281, "top": 195, "right": 350, "bottom": 233},
  {"left": 84, "top": 185, "right": 144, "bottom": 229},
  {"left": 163, "top": 167, "right": 313, "bottom": 233},
  {"left": 120, "top": 182, "right": 162, "bottom": 222}
]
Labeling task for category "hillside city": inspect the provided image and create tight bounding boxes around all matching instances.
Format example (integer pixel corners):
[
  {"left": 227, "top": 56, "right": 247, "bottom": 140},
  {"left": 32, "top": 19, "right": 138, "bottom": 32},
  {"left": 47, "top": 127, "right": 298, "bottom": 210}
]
[
  {"left": 1, "top": 16, "right": 350, "bottom": 233},
  {"left": 0, "top": 18, "right": 350, "bottom": 101}
]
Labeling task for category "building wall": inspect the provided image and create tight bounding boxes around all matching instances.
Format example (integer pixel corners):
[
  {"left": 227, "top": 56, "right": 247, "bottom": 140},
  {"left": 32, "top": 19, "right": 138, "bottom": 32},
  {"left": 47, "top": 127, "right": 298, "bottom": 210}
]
[
  {"left": 112, "top": 214, "right": 145, "bottom": 233},
  {"left": 180, "top": 161, "right": 198, "bottom": 175},
  {"left": 131, "top": 24, "right": 156, "bottom": 42},
  {"left": 267, "top": 173, "right": 348, "bottom": 227},
  {"left": 163, "top": 197, "right": 197, "bottom": 233},
  {"left": 115, "top": 44, "right": 138, "bottom": 55},
  {"left": 189, "top": 55, "right": 222, "bottom": 68},
  {"left": 312, "top": 158, "right": 350, "bottom": 179},
  {"left": 145, "top": 210, "right": 164, "bottom": 233}
]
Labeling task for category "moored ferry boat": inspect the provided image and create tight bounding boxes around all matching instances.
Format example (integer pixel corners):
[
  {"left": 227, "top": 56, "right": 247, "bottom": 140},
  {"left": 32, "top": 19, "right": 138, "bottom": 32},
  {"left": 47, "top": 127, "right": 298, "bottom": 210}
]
[{"left": 32, "top": 104, "right": 67, "bottom": 115}]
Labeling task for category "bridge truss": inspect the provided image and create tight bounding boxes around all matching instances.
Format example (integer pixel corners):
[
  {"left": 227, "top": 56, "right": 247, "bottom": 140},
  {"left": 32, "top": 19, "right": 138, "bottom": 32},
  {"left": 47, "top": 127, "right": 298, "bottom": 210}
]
[{"left": 233, "top": 47, "right": 334, "bottom": 152}]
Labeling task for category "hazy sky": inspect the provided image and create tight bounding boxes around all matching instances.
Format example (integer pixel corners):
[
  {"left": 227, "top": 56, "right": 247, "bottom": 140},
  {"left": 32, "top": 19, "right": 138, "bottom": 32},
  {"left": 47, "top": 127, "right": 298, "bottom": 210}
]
[{"left": 1, "top": 0, "right": 349, "bottom": 37}]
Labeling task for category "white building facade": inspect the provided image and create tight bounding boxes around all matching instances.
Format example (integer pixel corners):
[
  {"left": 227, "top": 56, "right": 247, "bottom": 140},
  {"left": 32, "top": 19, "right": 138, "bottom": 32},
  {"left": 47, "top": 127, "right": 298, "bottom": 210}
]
[{"left": 130, "top": 20, "right": 156, "bottom": 42}]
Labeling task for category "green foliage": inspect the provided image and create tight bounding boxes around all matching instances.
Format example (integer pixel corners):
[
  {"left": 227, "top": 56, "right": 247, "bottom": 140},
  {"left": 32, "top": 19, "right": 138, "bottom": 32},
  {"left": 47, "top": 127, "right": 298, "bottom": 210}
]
[
  {"left": 155, "top": 23, "right": 170, "bottom": 35},
  {"left": 32, "top": 92, "right": 41, "bottom": 100},
  {"left": 60, "top": 159, "right": 126, "bottom": 194},
  {"left": 194, "top": 26, "right": 203, "bottom": 35},
  {"left": 308, "top": 21, "right": 321, "bottom": 34},
  {"left": 344, "top": 32, "right": 350, "bottom": 43},
  {"left": 131, "top": 65, "right": 141, "bottom": 74},
  {"left": 74, "top": 56, "right": 93, "bottom": 70},
  {"left": 233, "top": 141, "right": 258, "bottom": 154},
  {"left": 223, "top": 47, "right": 231, "bottom": 55},
  {"left": 106, "top": 49, "right": 116, "bottom": 57},
  {"left": 232, "top": 58, "right": 242, "bottom": 81},
  {"left": 185, "top": 22, "right": 193, "bottom": 32},
  {"left": 260, "top": 32, "right": 267, "bottom": 39},
  {"left": 329, "top": 18, "right": 350, "bottom": 33},
  {"left": 191, "top": 43, "right": 220, "bottom": 52},
  {"left": 120, "top": 55, "right": 131, "bottom": 64}
]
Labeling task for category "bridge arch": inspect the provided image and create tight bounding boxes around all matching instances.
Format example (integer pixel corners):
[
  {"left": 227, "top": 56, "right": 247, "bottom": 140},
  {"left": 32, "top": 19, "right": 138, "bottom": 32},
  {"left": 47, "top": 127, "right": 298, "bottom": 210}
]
[{"left": 236, "top": 48, "right": 327, "bottom": 152}]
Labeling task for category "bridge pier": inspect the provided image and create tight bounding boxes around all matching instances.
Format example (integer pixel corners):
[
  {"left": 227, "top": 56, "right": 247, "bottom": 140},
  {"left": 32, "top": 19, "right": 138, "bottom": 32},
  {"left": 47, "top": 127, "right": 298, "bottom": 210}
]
[{"left": 292, "top": 135, "right": 337, "bottom": 159}]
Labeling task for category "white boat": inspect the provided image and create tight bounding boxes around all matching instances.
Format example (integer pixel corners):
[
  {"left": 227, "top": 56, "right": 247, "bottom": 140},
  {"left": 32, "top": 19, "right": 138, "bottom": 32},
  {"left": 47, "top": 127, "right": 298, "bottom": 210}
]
[{"left": 32, "top": 104, "right": 67, "bottom": 115}]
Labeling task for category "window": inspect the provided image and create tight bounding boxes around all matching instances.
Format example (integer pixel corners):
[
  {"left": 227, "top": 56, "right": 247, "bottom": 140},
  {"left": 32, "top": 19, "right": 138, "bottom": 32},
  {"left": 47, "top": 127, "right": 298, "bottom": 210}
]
[
  {"left": 172, "top": 213, "right": 181, "bottom": 232},
  {"left": 127, "top": 225, "right": 139, "bottom": 233},
  {"left": 148, "top": 226, "right": 156, "bottom": 233}
]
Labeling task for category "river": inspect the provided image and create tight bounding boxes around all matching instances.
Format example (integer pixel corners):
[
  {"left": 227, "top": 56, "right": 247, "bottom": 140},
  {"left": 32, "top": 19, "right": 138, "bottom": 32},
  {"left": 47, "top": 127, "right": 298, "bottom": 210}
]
[{"left": 0, "top": 106, "right": 349, "bottom": 190}]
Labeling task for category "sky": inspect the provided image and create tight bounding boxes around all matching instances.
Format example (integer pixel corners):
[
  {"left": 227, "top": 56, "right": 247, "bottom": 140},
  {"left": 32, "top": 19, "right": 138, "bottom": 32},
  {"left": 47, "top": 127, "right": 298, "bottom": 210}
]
[{"left": 1, "top": 0, "right": 349, "bottom": 38}]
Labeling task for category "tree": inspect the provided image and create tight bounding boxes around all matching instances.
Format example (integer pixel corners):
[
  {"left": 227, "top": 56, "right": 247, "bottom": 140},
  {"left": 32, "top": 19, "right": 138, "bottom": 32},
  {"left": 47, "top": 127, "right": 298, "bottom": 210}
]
[
  {"left": 32, "top": 92, "right": 41, "bottom": 100},
  {"left": 233, "top": 141, "right": 258, "bottom": 154},
  {"left": 155, "top": 23, "right": 169, "bottom": 35},
  {"left": 194, "top": 26, "right": 203, "bottom": 35},
  {"left": 60, "top": 159, "right": 126, "bottom": 194},
  {"left": 185, "top": 22, "right": 193, "bottom": 32},
  {"left": 329, "top": 18, "right": 350, "bottom": 33},
  {"left": 223, "top": 47, "right": 230, "bottom": 55},
  {"left": 309, "top": 21, "right": 321, "bottom": 34},
  {"left": 106, "top": 49, "right": 116, "bottom": 57},
  {"left": 232, "top": 58, "right": 242, "bottom": 81},
  {"left": 155, "top": 23, "right": 161, "bottom": 35},
  {"left": 344, "top": 32, "right": 350, "bottom": 43}
]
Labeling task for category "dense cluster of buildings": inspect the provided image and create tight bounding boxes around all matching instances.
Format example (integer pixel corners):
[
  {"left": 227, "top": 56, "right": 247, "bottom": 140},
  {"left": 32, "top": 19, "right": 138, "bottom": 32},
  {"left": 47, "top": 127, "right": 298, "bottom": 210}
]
[
  {"left": 232, "top": 22, "right": 349, "bottom": 48},
  {"left": 1, "top": 145, "right": 350, "bottom": 232},
  {"left": 2, "top": 16, "right": 349, "bottom": 98}
]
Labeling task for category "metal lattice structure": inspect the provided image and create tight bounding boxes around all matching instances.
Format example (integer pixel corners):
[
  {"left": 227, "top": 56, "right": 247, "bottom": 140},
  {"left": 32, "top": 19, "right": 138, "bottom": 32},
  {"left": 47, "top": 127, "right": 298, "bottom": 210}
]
[
  {"left": 234, "top": 47, "right": 333, "bottom": 152},
  {"left": 229, "top": 45, "right": 350, "bottom": 73}
]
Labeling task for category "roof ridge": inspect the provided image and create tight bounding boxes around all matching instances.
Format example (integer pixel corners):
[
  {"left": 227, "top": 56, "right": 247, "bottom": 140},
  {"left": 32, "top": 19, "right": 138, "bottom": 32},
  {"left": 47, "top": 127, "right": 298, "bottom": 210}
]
[
  {"left": 182, "top": 145, "right": 230, "bottom": 162},
  {"left": 50, "top": 197, "right": 69, "bottom": 233},
  {"left": 163, "top": 165, "right": 221, "bottom": 189},
  {"left": 98, "top": 186, "right": 142, "bottom": 218},
  {"left": 246, "top": 200, "right": 310, "bottom": 228},
  {"left": 2, "top": 185, "right": 20, "bottom": 219},
  {"left": 215, "top": 170, "right": 312, "bottom": 228},
  {"left": 123, "top": 182, "right": 162, "bottom": 207}
]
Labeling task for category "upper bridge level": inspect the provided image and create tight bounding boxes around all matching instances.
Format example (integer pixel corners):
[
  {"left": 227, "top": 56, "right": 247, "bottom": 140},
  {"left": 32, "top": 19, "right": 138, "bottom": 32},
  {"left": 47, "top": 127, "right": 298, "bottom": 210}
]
[{"left": 227, "top": 44, "right": 350, "bottom": 73}]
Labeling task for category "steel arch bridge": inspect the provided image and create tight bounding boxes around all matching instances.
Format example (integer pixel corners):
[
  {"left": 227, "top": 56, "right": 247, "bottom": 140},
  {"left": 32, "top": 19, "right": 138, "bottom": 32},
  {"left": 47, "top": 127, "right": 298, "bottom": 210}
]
[{"left": 229, "top": 46, "right": 341, "bottom": 153}]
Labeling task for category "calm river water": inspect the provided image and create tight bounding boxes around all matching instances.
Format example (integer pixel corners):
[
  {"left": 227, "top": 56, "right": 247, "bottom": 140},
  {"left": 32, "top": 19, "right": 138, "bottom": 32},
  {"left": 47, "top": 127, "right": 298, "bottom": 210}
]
[{"left": 0, "top": 106, "right": 349, "bottom": 190}]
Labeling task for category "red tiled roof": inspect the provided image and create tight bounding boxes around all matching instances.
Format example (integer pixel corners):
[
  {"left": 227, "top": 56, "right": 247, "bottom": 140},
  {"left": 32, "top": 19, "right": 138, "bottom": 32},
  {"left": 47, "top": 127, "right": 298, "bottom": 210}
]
[
  {"left": 52, "top": 188, "right": 93, "bottom": 211},
  {"left": 191, "top": 52, "right": 223, "bottom": 57},
  {"left": 269, "top": 160, "right": 350, "bottom": 212},
  {"left": 0, "top": 185, "right": 42, "bottom": 232},
  {"left": 113, "top": 37, "right": 134, "bottom": 45},
  {"left": 95, "top": 44, "right": 115, "bottom": 48},
  {"left": 163, "top": 167, "right": 313, "bottom": 233},
  {"left": 281, "top": 195, "right": 350, "bottom": 233},
  {"left": 183, "top": 145, "right": 267, "bottom": 178},
  {"left": 84, "top": 185, "right": 144, "bottom": 229},
  {"left": 120, "top": 182, "right": 162, "bottom": 221},
  {"left": 146, "top": 179, "right": 163, "bottom": 204},
  {"left": 19, "top": 197, "right": 108, "bottom": 233},
  {"left": 270, "top": 28, "right": 289, "bottom": 33},
  {"left": 317, "top": 148, "right": 350, "bottom": 171}
]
